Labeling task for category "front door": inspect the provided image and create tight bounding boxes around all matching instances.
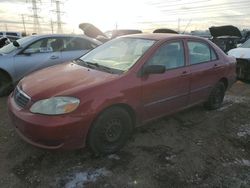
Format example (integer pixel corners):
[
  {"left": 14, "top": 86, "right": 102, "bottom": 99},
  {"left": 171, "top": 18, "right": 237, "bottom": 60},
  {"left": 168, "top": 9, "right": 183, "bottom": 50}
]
[
  {"left": 13, "top": 37, "right": 63, "bottom": 81},
  {"left": 141, "top": 41, "right": 190, "bottom": 122}
]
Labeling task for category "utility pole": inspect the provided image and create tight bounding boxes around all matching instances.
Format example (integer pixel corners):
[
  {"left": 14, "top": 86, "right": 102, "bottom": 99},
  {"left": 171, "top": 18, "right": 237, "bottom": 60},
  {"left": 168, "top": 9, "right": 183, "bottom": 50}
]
[
  {"left": 4, "top": 23, "right": 8, "bottom": 31},
  {"left": 178, "top": 18, "right": 180, "bottom": 33},
  {"left": 50, "top": 19, "right": 54, "bottom": 33},
  {"left": 21, "top": 14, "right": 27, "bottom": 34},
  {"left": 27, "top": 0, "right": 42, "bottom": 34},
  {"left": 51, "top": 0, "right": 64, "bottom": 34},
  {"left": 56, "top": 0, "right": 62, "bottom": 33}
]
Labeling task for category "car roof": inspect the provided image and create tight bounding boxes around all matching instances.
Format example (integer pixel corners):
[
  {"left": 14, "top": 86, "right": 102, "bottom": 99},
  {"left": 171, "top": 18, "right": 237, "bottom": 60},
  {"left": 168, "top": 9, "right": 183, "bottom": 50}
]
[
  {"left": 121, "top": 33, "right": 205, "bottom": 41},
  {"left": 24, "top": 34, "right": 102, "bottom": 45}
]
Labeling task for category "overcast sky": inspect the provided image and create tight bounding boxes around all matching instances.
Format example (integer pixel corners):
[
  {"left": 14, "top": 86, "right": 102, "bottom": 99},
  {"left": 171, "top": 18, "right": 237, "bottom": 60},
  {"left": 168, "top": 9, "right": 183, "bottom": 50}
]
[{"left": 0, "top": 0, "right": 250, "bottom": 34}]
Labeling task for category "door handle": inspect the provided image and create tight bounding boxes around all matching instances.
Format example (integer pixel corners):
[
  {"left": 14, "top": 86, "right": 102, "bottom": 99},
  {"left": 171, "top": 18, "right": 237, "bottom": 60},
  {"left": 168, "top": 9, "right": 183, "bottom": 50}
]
[
  {"left": 214, "top": 63, "right": 223, "bottom": 70},
  {"left": 50, "top": 55, "right": 59, "bottom": 59},
  {"left": 181, "top": 70, "right": 189, "bottom": 77}
]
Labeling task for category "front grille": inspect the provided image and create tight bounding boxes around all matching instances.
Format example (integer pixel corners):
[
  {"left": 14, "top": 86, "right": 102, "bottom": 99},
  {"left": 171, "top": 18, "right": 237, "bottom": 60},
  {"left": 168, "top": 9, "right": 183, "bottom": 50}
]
[{"left": 14, "top": 87, "right": 31, "bottom": 108}]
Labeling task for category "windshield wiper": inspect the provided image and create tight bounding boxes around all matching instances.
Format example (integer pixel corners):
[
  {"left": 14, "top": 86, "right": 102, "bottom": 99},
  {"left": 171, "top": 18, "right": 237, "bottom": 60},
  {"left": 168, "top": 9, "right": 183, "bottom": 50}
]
[
  {"left": 74, "top": 59, "right": 98, "bottom": 69},
  {"left": 75, "top": 59, "right": 115, "bottom": 73}
]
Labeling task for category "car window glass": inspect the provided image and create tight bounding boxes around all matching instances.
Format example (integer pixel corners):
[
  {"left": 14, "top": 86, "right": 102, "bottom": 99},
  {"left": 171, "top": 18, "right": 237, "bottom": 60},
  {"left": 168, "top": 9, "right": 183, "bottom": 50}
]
[
  {"left": 80, "top": 37, "right": 155, "bottom": 72},
  {"left": 211, "top": 48, "right": 217, "bottom": 60},
  {"left": 49, "top": 38, "right": 65, "bottom": 52},
  {"left": 188, "top": 41, "right": 212, "bottom": 64},
  {"left": 24, "top": 38, "right": 64, "bottom": 53},
  {"left": 241, "top": 39, "right": 250, "bottom": 48},
  {"left": 147, "top": 41, "right": 185, "bottom": 69},
  {"left": 63, "top": 37, "right": 93, "bottom": 51}
]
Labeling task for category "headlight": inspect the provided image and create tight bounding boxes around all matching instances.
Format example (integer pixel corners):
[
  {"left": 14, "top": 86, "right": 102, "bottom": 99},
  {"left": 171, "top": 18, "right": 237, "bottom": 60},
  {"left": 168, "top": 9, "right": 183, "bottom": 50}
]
[{"left": 30, "top": 97, "right": 80, "bottom": 115}]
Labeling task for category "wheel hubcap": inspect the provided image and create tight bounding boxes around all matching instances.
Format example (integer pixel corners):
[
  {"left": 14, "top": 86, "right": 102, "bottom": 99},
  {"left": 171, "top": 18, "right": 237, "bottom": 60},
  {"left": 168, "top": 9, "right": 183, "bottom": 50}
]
[
  {"left": 104, "top": 119, "right": 122, "bottom": 142},
  {"left": 214, "top": 87, "right": 223, "bottom": 104}
]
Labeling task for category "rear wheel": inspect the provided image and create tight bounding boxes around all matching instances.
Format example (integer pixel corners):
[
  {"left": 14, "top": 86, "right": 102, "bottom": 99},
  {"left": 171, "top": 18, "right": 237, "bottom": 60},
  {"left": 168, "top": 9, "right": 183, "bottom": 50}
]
[
  {"left": 88, "top": 107, "right": 133, "bottom": 155},
  {"left": 0, "top": 73, "right": 12, "bottom": 97},
  {"left": 204, "top": 82, "right": 225, "bottom": 110}
]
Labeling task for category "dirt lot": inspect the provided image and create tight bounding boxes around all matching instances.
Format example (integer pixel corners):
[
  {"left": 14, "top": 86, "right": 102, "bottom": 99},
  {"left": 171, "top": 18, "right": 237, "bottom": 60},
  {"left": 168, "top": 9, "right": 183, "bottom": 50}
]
[{"left": 0, "top": 81, "right": 250, "bottom": 188}]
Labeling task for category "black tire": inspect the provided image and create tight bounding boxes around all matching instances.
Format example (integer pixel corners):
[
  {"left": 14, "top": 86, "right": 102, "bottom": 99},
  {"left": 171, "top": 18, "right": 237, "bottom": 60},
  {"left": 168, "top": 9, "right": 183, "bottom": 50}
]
[
  {"left": 0, "top": 73, "right": 12, "bottom": 97},
  {"left": 204, "top": 82, "right": 225, "bottom": 110},
  {"left": 88, "top": 107, "right": 133, "bottom": 155}
]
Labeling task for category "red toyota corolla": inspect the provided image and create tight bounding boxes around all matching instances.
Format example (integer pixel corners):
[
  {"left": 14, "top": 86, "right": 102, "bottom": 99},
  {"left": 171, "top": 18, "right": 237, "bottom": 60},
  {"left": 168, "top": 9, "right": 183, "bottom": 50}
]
[{"left": 8, "top": 34, "right": 236, "bottom": 154}]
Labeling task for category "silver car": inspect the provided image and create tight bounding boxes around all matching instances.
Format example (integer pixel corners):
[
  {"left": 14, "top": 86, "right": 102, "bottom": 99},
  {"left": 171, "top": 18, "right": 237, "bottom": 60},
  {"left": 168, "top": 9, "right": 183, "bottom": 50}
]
[{"left": 0, "top": 34, "right": 102, "bottom": 96}]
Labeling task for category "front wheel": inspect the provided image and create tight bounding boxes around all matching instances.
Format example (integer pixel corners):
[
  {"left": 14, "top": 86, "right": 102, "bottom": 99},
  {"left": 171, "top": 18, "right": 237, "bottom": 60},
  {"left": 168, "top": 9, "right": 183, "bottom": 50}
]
[
  {"left": 88, "top": 107, "right": 133, "bottom": 155},
  {"left": 204, "top": 82, "right": 225, "bottom": 110}
]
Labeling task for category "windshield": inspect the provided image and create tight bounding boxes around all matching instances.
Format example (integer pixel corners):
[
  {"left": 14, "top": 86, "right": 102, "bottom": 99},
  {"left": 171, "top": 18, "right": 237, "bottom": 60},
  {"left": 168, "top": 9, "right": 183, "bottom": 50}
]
[
  {"left": 241, "top": 39, "right": 250, "bottom": 48},
  {"left": 0, "top": 35, "right": 35, "bottom": 54},
  {"left": 79, "top": 37, "right": 156, "bottom": 72}
]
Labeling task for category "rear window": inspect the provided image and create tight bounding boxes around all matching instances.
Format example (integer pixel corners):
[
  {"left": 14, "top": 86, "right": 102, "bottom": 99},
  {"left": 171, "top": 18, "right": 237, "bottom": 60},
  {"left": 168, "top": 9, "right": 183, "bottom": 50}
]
[{"left": 188, "top": 41, "right": 217, "bottom": 65}]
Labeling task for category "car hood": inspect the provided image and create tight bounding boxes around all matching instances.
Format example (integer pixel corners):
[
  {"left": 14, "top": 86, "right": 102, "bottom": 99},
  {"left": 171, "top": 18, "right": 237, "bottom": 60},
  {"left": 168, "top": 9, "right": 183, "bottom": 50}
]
[
  {"left": 19, "top": 62, "right": 118, "bottom": 100},
  {"left": 79, "top": 23, "right": 107, "bottom": 39},
  {"left": 228, "top": 48, "right": 250, "bottom": 59},
  {"left": 209, "top": 25, "right": 242, "bottom": 38}
]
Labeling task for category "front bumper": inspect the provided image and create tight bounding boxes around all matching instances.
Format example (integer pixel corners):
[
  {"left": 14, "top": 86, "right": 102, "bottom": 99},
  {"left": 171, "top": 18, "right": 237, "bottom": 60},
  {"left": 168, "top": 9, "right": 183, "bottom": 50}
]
[{"left": 8, "top": 94, "right": 93, "bottom": 150}]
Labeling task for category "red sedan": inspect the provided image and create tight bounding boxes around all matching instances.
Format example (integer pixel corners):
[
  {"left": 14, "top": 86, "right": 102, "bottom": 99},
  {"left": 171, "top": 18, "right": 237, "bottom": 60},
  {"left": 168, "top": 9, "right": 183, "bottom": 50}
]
[{"left": 8, "top": 34, "right": 236, "bottom": 154}]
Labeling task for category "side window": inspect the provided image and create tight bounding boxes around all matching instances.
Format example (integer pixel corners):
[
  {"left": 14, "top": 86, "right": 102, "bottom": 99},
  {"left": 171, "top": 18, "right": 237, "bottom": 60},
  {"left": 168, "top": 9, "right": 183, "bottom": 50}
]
[
  {"left": 24, "top": 38, "right": 64, "bottom": 54},
  {"left": 49, "top": 38, "right": 65, "bottom": 52},
  {"left": 147, "top": 41, "right": 185, "bottom": 69},
  {"left": 211, "top": 48, "right": 217, "bottom": 60},
  {"left": 188, "top": 41, "right": 217, "bottom": 65},
  {"left": 64, "top": 37, "right": 93, "bottom": 51}
]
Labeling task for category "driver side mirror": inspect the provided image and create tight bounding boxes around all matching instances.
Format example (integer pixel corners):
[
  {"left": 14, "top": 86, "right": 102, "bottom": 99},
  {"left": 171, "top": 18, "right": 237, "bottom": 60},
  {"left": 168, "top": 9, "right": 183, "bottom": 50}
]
[{"left": 141, "top": 65, "right": 166, "bottom": 76}]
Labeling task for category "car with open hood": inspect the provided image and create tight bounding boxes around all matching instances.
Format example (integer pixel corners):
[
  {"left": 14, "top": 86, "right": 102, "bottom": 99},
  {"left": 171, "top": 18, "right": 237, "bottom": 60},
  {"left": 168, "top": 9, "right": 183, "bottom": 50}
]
[
  {"left": 79, "top": 23, "right": 142, "bottom": 43},
  {"left": 8, "top": 33, "right": 236, "bottom": 154},
  {"left": 228, "top": 39, "right": 250, "bottom": 80},
  {"left": 0, "top": 34, "right": 101, "bottom": 96},
  {"left": 209, "top": 25, "right": 242, "bottom": 52}
]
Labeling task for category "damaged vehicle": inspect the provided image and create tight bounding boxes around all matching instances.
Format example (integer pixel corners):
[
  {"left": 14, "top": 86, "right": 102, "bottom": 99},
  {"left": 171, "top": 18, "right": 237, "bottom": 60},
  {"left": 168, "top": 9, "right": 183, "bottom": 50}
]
[
  {"left": 228, "top": 39, "right": 250, "bottom": 80},
  {"left": 0, "top": 35, "right": 20, "bottom": 48},
  {"left": 8, "top": 34, "right": 236, "bottom": 154},
  {"left": 79, "top": 23, "right": 142, "bottom": 43},
  {"left": 0, "top": 37, "right": 11, "bottom": 48},
  {"left": 79, "top": 23, "right": 179, "bottom": 43},
  {"left": 209, "top": 25, "right": 242, "bottom": 52},
  {"left": 153, "top": 28, "right": 178, "bottom": 34},
  {"left": 0, "top": 34, "right": 101, "bottom": 96}
]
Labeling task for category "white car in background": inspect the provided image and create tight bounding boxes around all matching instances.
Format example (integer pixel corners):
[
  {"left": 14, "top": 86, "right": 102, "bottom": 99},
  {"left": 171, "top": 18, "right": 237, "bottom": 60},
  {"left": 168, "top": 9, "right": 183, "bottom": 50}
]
[
  {"left": 0, "top": 34, "right": 101, "bottom": 96},
  {"left": 228, "top": 39, "right": 250, "bottom": 81}
]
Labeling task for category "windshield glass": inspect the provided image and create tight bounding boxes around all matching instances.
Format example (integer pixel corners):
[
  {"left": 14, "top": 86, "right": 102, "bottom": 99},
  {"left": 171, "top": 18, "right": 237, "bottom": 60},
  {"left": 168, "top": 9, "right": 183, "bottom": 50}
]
[
  {"left": 79, "top": 37, "right": 156, "bottom": 72},
  {"left": 241, "top": 39, "right": 250, "bottom": 48},
  {"left": 0, "top": 36, "right": 35, "bottom": 54}
]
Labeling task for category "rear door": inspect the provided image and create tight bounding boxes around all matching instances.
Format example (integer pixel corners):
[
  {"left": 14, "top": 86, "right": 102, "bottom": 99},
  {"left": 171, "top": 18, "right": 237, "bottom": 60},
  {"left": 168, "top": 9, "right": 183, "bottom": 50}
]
[
  {"left": 141, "top": 40, "right": 190, "bottom": 121},
  {"left": 186, "top": 40, "right": 223, "bottom": 105}
]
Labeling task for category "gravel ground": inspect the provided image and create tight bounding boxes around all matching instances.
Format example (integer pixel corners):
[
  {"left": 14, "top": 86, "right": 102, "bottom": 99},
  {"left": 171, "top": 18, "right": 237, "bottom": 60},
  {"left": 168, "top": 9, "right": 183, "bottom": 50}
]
[{"left": 0, "top": 81, "right": 250, "bottom": 188}]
